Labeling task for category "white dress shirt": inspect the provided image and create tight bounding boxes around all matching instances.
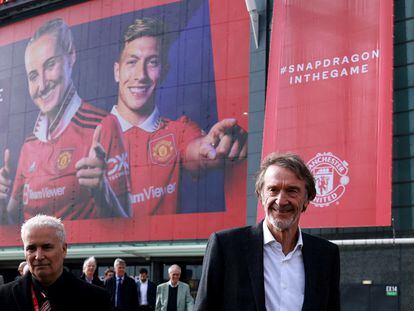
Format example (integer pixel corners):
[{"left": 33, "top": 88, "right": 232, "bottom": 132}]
[
  {"left": 263, "top": 221, "right": 305, "bottom": 311},
  {"left": 139, "top": 280, "right": 149, "bottom": 305},
  {"left": 168, "top": 280, "right": 180, "bottom": 288}
]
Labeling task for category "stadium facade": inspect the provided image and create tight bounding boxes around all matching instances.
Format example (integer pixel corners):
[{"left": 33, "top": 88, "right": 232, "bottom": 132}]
[{"left": 0, "top": 0, "right": 413, "bottom": 309}]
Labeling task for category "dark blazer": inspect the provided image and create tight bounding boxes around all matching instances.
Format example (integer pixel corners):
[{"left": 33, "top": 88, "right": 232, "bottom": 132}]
[
  {"left": 80, "top": 273, "right": 105, "bottom": 287},
  {"left": 105, "top": 273, "right": 139, "bottom": 311},
  {"left": 195, "top": 221, "right": 340, "bottom": 311},
  {"left": 137, "top": 279, "right": 157, "bottom": 308},
  {"left": 0, "top": 270, "right": 111, "bottom": 311}
]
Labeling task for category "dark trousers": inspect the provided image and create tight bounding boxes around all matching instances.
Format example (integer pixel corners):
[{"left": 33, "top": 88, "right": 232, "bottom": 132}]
[{"left": 138, "top": 306, "right": 154, "bottom": 311}]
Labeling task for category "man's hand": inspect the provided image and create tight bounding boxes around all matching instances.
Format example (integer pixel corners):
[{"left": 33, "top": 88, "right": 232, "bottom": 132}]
[
  {"left": 199, "top": 118, "right": 247, "bottom": 162},
  {"left": 75, "top": 125, "right": 107, "bottom": 190},
  {"left": 0, "top": 149, "right": 11, "bottom": 201}
]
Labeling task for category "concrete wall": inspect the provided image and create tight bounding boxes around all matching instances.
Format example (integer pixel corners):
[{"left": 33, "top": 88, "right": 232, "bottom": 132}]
[{"left": 340, "top": 244, "right": 414, "bottom": 310}]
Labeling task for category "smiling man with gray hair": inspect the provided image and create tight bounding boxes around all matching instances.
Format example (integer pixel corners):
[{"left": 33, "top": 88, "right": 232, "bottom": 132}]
[
  {"left": 195, "top": 153, "right": 340, "bottom": 311},
  {"left": 0, "top": 214, "right": 111, "bottom": 310},
  {"left": 155, "top": 264, "right": 194, "bottom": 311},
  {"left": 80, "top": 256, "right": 104, "bottom": 287}
]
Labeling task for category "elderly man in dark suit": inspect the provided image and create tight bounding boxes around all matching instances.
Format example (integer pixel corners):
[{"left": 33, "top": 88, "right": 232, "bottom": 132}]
[
  {"left": 0, "top": 214, "right": 111, "bottom": 310},
  {"left": 80, "top": 256, "right": 104, "bottom": 287},
  {"left": 105, "top": 258, "right": 138, "bottom": 311},
  {"left": 195, "top": 153, "right": 340, "bottom": 311}
]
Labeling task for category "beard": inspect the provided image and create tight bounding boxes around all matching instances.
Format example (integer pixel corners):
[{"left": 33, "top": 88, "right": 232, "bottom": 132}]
[
  {"left": 266, "top": 202, "right": 300, "bottom": 231},
  {"left": 268, "top": 213, "right": 296, "bottom": 231}
]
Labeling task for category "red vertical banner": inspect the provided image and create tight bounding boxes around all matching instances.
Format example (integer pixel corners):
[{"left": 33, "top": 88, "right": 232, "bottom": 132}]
[{"left": 259, "top": 0, "right": 393, "bottom": 227}]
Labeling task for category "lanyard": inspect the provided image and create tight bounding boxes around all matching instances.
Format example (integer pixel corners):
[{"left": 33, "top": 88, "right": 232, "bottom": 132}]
[
  {"left": 31, "top": 283, "right": 48, "bottom": 311},
  {"left": 31, "top": 283, "right": 40, "bottom": 311}
]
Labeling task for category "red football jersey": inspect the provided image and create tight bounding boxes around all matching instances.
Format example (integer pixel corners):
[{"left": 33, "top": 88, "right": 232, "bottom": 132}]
[
  {"left": 11, "top": 102, "right": 130, "bottom": 220},
  {"left": 123, "top": 116, "right": 201, "bottom": 215}
]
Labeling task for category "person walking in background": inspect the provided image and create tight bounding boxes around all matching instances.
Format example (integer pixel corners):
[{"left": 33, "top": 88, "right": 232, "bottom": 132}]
[
  {"left": 156, "top": 264, "right": 193, "bottom": 311},
  {"left": 104, "top": 267, "right": 115, "bottom": 283},
  {"left": 0, "top": 214, "right": 111, "bottom": 310},
  {"left": 137, "top": 267, "right": 156, "bottom": 310},
  {"left": 195, "top": 153, "right": 340, "bottom": 311},
  {"left": 14, "top": 261, "right": 27, "bottom": 280},
  {"left": 105, "top": 258, "right": 138, "bottom": 311},
  {"left": 80, "top": 256, "right": 104, "bottom": 287}
]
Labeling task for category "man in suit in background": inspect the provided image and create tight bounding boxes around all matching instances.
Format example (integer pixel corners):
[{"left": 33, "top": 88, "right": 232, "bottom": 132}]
[
  {"left": 14, "top": 261, "right": 27, "bottom": 280},
  {"left": 195, "top": 153, "right": 340, "bottom": 311},
  {"left": 105, "top": 258, "right": 138, "bottom": 311},
  {"left": 104, "top": 267, "right": 115, "bottom": 284},
  {"left": 137, "top": 267, "right": 156, "bottom": 310},
  {"left": 80, "top": 256, "right": 104, "bottom": 287},
  {"left": 156, "top": 264, "right": 193, "bottom": 311}
]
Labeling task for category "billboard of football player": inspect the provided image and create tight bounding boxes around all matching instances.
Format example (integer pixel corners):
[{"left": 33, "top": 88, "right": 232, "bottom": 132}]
[
  {"left": 0, "top": 19, "right": 130, "bottom": 224},
  {"left": 111, "top": 17, "right": 246, "bottom": 216},
  {"left": 0, "top": 0, "right": 249, "bottom": 244}
]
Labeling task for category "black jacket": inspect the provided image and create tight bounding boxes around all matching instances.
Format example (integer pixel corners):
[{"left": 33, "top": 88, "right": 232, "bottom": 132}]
[
  {"left": 0, "top": 270, "right": 111, "bottom": 311},
  {"left": 105, "top": 274, "right": 139, "bottom": 311},
  {"left": 195, "top": 221, "right": 340, "bottom": 311},
  {"left": 137, "top": 279, "right": 157, "bottom": 308},
  {"left": 80, "top": 273, "right": 105, "bottom": 288}
]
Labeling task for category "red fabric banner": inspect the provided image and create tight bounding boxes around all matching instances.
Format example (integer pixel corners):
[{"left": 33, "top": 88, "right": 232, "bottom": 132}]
[
  {"left": 0, "top": 0, "right": 249, "bottom": 246},
  {"left": 259, "top": 0, "right": 393, "bottom": 227}
]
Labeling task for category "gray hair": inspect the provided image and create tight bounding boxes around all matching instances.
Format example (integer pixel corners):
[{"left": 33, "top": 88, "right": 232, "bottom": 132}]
[
  {"left": 82, "top": 256, "right": 97, "bottom": 271},
  {"left": 27, "top": 18, "right": 75, "bottom": 55},
  {"left": 255, "top": 153, "right": 316, "bottom": 202},
  {"left": 168, "top": 264, "right": 181, "bottom": 274},
  {"left": 21, "top": 214, "right": 66, "bottom": 245},
  {"left": 114, "top": 258, "right": 126, "bottom": 267}
]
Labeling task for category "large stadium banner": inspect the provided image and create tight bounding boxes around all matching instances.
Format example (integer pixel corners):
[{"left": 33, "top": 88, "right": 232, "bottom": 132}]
[
  {"left": 259, "top": 1, "right": 393, "bottom": 227},
  {"left": 0, "top": 0, "right": 249, "bottom": 245}
]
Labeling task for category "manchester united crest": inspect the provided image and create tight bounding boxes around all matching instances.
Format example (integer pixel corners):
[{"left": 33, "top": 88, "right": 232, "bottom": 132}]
[
  {"left": 307, "top": 152, "right": 350, "bottom": 208},
  {"left": 149, "top": 134, "right": 177, "bottom": 165},
  {"left": 56, "top": 149, "right": 73, "bottom": 170}
]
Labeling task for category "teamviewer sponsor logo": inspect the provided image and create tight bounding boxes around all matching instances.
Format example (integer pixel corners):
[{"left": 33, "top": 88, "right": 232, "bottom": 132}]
[
  {"left": 130, "top": 182, "right": 176, "bottom": 204},
  {"left": 22, "top": 183, "right": 66, "bottom": 205},
  {"left": 107, "top": 152, "right": 129, "bottom": 180}
]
